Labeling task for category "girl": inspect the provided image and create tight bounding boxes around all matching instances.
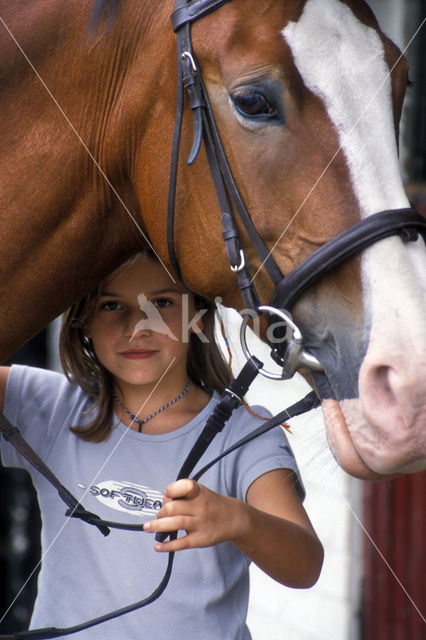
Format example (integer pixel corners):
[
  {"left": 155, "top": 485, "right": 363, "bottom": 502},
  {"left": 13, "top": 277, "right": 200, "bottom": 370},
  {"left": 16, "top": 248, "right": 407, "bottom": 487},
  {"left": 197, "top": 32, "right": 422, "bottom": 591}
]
[{"left": 0, "top": 250, "right": 323, "bottom": 639}]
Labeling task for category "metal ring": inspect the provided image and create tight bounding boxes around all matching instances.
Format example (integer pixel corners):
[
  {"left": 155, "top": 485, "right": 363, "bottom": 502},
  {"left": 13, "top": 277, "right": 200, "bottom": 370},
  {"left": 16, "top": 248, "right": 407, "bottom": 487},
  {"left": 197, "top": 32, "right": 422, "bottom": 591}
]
[
  {"left": 240, "top": 308, "right": 287, "bottom": 380},
  {"left": 239, "top": 305, "right": 323, "bottom": 379},
  {"left": 259, "top": 305, "right": 303, "bottom": 341}
]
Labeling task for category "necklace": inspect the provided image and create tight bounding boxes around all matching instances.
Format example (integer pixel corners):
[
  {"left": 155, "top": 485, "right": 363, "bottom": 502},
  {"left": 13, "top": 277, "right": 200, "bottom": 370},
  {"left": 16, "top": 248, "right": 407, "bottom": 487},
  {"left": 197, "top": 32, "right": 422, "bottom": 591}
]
[{"left": 113, "top": 380, "right": 192, "bottom": 432}]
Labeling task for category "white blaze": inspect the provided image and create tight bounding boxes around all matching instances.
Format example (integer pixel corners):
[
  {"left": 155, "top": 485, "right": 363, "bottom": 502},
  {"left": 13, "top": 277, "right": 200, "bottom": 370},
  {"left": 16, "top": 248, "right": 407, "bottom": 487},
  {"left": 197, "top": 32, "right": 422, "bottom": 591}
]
[
  {"left": 282, "top": 0, "right": 426, "bottom": 474},
  {"left": 282, "top": 0, "right": 409, "bottom": 216},
  {"left": 281, "top": 0, "right": 425, "bottom": 336}
]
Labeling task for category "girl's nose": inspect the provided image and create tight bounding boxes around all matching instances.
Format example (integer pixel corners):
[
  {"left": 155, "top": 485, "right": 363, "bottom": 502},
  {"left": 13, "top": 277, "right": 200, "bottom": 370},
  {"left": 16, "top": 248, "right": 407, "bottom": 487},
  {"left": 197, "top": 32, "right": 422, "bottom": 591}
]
[{"left": 124, "top": 310, "right": 151, "bottom": 341}]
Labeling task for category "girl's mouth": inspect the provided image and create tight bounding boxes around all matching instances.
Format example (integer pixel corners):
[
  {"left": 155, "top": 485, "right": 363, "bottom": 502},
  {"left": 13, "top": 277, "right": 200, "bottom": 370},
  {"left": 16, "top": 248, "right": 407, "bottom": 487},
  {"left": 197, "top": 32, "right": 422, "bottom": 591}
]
[{"left": 120, "top": 350, "right": 158, "bottom": 360}]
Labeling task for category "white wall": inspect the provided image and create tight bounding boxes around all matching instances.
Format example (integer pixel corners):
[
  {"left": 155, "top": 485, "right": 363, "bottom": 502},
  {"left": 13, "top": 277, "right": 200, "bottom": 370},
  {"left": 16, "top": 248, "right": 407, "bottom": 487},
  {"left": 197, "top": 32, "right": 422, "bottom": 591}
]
[{"left": 215, "top": 306, "right": 363, "bottom": 640}]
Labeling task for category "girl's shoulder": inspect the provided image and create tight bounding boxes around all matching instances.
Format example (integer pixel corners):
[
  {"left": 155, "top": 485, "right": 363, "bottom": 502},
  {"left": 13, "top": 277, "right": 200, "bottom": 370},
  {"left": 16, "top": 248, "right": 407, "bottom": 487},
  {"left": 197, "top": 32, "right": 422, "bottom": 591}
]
[
  {"left": 2, "top": 365, "right": 92, "bottom": 468},
  {"left": 5, "top": 364, "right": 89, "bottom": 425},
  {"left": 7, "top": 363, "right": 75, "bottom": 394}
]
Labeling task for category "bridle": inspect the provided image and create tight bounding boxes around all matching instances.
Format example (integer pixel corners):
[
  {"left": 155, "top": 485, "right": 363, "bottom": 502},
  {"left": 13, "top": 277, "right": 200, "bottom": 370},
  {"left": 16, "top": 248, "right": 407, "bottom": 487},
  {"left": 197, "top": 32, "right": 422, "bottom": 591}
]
[
  {"left": 1, "top": 1, "right": 426, "bottom": 638},
  {"left": 167, "top": 0, "right": 426, "bottom": 379}
]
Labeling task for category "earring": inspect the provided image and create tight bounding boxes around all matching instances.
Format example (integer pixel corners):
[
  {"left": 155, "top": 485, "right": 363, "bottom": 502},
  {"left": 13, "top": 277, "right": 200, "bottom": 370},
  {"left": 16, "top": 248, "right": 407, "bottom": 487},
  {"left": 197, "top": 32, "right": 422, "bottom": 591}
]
[{"left": 83, "top": 336, "right": 94, "bottom": 353}]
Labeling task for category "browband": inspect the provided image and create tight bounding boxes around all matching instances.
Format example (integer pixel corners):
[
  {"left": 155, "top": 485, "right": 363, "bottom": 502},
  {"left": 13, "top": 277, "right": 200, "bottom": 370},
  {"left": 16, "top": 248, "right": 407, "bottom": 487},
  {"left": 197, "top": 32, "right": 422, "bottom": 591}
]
[{"left": 171, "top": 0, "right": 233, "bottom": 31}]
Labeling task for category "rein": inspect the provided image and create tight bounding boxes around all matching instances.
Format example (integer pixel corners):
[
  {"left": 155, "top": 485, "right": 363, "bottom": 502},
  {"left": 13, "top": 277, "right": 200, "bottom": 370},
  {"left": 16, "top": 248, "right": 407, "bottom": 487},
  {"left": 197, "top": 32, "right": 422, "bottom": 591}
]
[{"left": 2, "top": 0, "right": 426, "bottom": 637}]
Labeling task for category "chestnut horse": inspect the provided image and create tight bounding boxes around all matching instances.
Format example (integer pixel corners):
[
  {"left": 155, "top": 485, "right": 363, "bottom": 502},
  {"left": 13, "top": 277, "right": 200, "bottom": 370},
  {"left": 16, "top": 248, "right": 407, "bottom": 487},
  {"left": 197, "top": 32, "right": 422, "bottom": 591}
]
[{"left": 0, "top": 0, "right": 425, "bottom": 480}]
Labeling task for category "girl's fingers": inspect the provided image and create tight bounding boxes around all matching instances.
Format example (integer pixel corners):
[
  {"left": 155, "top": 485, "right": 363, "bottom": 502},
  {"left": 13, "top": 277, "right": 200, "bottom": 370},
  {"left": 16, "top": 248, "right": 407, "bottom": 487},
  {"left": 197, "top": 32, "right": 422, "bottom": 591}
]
[
  {"left": 144, "top": 514, "right": 188, "bottom": 534},
  {"left": 151, "top": 479, "right": 200, "bottom": 521},
  {"left": 153, "top": 535, "right": 194, "bottom": 553},
  {"left": 143, "top": 482, "right": 232, "bottom": 551},
  {"left": 164, "top": 478, "right": 199, "bottom": 500},
  {"left": 144, "top": 516, "right": 200, "bottom": 551},
  {"left": 156, "top": 495, "right": 194, "bottom": 520}
]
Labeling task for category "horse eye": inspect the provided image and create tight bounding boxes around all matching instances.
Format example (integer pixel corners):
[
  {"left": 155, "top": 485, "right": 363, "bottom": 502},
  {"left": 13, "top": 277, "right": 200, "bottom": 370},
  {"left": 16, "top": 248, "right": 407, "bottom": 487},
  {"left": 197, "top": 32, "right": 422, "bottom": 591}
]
[{"left": 232, "top": 89, "right": 276, "bottom": 118}]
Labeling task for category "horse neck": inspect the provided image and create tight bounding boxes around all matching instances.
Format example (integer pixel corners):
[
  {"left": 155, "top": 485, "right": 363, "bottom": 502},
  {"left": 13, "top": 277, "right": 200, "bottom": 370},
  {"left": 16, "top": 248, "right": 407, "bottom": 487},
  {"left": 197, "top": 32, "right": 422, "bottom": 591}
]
[
  {"left": 1, "top": 1, "right": 169, "bottom": 190},
  {"left": 0, "top": 0, "right": 173, "bottom": 360}
]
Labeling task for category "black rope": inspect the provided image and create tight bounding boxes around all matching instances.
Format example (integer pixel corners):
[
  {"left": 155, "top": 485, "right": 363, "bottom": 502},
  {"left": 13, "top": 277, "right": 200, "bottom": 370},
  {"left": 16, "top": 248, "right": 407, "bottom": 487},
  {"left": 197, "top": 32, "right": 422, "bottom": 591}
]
[
  {"left": 3, "top": 550, "right": 176, "bottom": 639},
  {"left": 193, "top": 391, "right": 320, "bottom": 482}
]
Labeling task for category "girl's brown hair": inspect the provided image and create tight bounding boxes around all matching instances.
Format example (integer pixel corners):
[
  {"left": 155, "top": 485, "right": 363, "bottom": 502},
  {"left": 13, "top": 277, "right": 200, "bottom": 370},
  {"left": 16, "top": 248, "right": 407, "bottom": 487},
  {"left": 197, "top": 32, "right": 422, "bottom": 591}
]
[{"left": 59, "top": 252, "right": 232, "bottom": 441}]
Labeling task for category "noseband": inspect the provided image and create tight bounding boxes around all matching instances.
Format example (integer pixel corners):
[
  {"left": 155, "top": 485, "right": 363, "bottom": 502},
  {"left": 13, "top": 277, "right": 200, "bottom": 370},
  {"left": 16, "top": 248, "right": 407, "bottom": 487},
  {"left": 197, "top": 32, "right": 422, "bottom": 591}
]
[{"left": 167, "top": 0, "right": 426, "bottom": 378}]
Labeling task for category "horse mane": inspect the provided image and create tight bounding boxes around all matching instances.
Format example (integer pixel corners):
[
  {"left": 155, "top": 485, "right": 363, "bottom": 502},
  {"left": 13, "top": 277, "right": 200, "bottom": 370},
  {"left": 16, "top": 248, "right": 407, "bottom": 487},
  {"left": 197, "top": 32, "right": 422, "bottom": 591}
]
[
  {"left": 90, "top": 0, "right": 158, "bottom": 43},
  {"left": 92, "top": 0, "right": 121, "bottom": 25}
]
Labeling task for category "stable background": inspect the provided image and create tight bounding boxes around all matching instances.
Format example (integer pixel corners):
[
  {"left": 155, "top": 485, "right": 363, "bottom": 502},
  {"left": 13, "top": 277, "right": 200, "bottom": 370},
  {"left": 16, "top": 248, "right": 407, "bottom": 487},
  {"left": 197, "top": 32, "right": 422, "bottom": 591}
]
[{"left": 1, "top": 1, "right": 425, "bottom": 638}]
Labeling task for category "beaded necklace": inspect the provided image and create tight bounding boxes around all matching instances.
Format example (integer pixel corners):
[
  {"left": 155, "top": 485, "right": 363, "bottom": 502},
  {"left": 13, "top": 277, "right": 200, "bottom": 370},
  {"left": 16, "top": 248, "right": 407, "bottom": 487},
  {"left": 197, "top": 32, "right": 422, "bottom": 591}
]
[{"left": 113, "top": 380, "right": 192, "bottom": 432}]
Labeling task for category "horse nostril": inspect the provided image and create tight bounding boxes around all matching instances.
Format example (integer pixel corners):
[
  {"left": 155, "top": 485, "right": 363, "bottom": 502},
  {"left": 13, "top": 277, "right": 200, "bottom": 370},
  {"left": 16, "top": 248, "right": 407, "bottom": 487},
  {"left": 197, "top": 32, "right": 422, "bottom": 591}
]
[
  {"left": 360, "top": 357, "right": 418, "bottom": 433},
  {"left": 372, "top": 365, "right": 398, "bottom": 406}
]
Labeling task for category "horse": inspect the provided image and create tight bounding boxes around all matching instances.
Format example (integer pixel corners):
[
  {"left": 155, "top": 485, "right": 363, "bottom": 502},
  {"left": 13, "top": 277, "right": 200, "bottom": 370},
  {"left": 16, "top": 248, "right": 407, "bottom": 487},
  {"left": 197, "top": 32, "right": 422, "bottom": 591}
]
[{"left": 0, "top": 0, "right": 425, "bottom": 482}]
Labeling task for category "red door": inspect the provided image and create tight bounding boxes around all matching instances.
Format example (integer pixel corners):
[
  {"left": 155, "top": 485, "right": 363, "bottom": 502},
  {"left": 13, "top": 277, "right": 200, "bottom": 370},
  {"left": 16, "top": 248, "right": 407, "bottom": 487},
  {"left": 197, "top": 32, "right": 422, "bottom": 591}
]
[{"left": 362, "top": 472, "right": 425, "bottom": 639}]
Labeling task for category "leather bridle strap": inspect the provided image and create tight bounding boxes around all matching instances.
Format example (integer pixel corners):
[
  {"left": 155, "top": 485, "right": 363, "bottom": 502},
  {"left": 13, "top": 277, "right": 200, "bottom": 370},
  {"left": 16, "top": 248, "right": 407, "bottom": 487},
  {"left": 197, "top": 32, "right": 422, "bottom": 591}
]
[
  {"left": 155, "top": 355, "right": 263, "bottom": 542},
  {"left": 167, "top": 2, "right": 426, "bottom": 321},
  {"left": 0, "top": 413, "right": 110, "bottom": 537},
  {"left": 177, "top": 356, "right": 263, "bottom": 479},
  {"left": 192, "top": 390, "right": 320, "bottom": 482},
  {"left": 270, "top": 208, "right": 426, "bottom": 310},
  {"left": 0, "top": 549, "right": 177, "bottom": 640},
  {"left": 0, "top": 412, "right": 150, "bottom": 535},
  {"left": 167, "top": 0, "right": 283, "bottom": 311},
  {"left": 171, "top": 0, "right": 234, "bottom": 30},
  {"left": 0, "top": 360, "right": 265, "bottom": 539}
]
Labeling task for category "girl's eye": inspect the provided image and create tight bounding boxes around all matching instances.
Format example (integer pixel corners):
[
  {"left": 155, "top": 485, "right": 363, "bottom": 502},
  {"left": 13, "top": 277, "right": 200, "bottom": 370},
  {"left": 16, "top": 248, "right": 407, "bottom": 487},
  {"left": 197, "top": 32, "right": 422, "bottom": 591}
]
[
  {"left": 101, "top": 301, "right": 123, "bottom": 311},
  {"left": 153, "top": 298, "right": 172, "bottom": 309}
]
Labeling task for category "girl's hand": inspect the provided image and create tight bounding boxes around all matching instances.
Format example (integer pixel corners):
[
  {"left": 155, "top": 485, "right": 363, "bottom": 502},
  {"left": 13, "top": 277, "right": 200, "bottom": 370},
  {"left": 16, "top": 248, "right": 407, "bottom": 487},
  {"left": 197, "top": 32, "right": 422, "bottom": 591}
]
[
  {"left": 143, "top": 471, "right": 323, "bottom": 588},
  {"left": 143, "top": 479, "right": 246, "bottom": 552}
]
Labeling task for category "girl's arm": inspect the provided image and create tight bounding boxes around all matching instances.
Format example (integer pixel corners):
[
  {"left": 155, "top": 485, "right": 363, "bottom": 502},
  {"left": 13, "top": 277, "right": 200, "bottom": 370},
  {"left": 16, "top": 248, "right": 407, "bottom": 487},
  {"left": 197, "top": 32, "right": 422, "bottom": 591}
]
[
  {"left": 238, "top": 469, "right": 323, "bottom": 588},
  {"left": 144, "top": 470, "right": 324, "bottom": 589},
  {"left": 0, "top": 366, "right": 11, "bottom": 412}
]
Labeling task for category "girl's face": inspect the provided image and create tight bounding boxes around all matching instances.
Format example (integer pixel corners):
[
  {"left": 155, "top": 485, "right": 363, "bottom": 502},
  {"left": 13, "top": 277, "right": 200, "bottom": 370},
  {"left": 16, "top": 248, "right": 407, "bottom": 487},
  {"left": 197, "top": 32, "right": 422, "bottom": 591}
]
[{"left": 85, "top": 255, "right": 204, "bottom": 392}]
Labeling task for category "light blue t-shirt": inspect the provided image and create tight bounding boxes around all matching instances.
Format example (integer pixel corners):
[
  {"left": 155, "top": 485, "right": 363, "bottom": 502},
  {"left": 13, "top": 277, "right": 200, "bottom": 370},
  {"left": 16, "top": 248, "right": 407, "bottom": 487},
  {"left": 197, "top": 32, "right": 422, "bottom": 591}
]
[{"left": 1, "top": 365, "right": 304, "bottom": 640}]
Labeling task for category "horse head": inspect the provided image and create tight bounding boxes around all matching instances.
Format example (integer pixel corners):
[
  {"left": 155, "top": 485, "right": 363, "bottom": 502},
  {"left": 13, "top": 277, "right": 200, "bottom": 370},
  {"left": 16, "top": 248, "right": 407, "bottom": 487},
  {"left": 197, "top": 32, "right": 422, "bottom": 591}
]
[
  {"left": 0, "top": 0, "right": 424, "bottom": 479},
  {"left": 144, "top": 0, "right": 426, "bottom": 479}
]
